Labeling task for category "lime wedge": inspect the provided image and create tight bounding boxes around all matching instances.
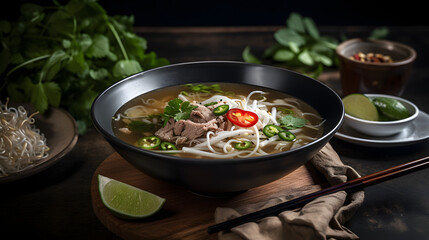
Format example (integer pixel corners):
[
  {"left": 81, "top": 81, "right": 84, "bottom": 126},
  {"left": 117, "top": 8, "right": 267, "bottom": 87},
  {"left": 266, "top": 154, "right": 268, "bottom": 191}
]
[
  {"left": 98, "top": 175, "right": 165, "bottom": 219},
  {"left": 372, "top": 97, "right": 410, "bottom": 120},
  {"left": 342, "top": 93, "right": 379, "bottom": 121}
]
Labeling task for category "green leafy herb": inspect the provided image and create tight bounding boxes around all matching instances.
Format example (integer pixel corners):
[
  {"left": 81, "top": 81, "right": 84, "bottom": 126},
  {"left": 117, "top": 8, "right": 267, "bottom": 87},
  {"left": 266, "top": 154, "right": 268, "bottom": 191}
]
[
  {"left": 279, "top": 114, "right": 307, "bottom": 130},
  {"left": 0, "top": 0, "right": 169, "bottom": 134},
  {"left": 243, "top": 12, "right": 389, "bottom": 78},
  {"left": 242, "top": 46, "right": 261, "bottom": 64},
  {"left": 243, "top": 13, "right": 338, "bottom": 78},
  {"left": 184, "top": 83, "right": 224, "bottom": 94},
  {"left": 162, "top": 98, "right": 198, "bottom": 125}
]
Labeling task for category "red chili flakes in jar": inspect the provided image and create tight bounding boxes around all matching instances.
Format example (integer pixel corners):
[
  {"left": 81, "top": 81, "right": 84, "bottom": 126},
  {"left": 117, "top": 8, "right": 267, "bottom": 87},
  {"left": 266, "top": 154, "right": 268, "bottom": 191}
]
[{"left": 350, "top": 52, "right": 393, "bottom": 63}]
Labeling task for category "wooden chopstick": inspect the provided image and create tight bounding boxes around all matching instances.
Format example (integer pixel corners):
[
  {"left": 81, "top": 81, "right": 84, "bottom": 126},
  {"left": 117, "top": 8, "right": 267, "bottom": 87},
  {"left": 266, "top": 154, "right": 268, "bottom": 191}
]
[{"left": 207, "top": 156, "right": 429, "bottom": 234}]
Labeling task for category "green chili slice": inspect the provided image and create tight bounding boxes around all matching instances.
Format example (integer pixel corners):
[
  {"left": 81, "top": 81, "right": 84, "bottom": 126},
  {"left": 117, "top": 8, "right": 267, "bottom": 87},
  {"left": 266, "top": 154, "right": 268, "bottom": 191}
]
[
  {"left": 136, "top": 136, "right": 161, "bottom": 149},
  {"left": 278, "top": 131, "right": 296, "bottom": 141},
  {"left": 234, "top": 141, "right": 252, "bottom": 150},
  {"left": 160, "top": 142, "right": 178, "bottom": 151},
  {"left": 213, "top": 104, "right": 229, "bottom": 116},
  {"left": 263, "top": 124, "right": 282, "bottom": 137}
]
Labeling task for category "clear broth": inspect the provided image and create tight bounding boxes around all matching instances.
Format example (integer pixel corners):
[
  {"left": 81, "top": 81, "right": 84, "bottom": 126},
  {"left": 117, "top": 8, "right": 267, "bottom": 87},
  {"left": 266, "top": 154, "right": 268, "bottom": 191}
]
[{"left": 112, "top": 83, "right": 324, "bottom": 158}]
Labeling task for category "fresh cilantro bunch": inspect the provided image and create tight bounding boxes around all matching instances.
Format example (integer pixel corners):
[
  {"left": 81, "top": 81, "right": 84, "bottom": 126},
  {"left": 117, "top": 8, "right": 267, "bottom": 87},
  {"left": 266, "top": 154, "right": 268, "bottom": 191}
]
[
  {"left": 243, "top": 12, "right": 338, "bottom": 78},
  {"left": 0, "top": 0, "right": 169, "bottom": 134}
]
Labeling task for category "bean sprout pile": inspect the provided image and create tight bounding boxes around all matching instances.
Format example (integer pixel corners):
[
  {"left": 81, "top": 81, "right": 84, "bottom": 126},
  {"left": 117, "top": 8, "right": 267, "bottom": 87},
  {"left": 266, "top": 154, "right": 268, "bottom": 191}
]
[{"left": 0, "top": 99, "right": 50, "bottom": 176}]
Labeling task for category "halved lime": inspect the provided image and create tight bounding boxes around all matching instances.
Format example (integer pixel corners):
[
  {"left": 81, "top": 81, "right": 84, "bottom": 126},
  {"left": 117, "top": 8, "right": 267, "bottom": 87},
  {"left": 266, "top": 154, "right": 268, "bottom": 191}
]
[
  {"left": 372, "top": 97, "right": 410, "bottom": 120},
  {"left": 98, "top": 175, "right": 166, "bottom": 220},
  {"left": 342, "top": 93, "right": 379, "bottom": 121}
]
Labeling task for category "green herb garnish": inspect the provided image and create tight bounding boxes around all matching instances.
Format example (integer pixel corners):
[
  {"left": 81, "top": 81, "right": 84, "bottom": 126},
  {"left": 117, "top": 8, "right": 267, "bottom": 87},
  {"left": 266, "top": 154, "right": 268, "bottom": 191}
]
[
  {"left": 162, "top": 98, "right": 198, "bottom": 125},
  {"left": 0, "top": 0, "right": 169, "bottom": 134},
  {"left": 184, "top": 83, "right": 224, "bottom": 93},
  {"left": 279, "top": 114, "right": 307, "bottom": 130}
]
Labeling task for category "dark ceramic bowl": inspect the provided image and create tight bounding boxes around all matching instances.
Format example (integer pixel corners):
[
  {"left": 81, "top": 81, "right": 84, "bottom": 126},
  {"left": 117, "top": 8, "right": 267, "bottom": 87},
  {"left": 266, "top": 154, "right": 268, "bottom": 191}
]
[
  {"left": 91, "top": 61, "right": 343, "bottom": 194},
  {"left": 337, "top": 38, "right": 416, "bottom": 96}
]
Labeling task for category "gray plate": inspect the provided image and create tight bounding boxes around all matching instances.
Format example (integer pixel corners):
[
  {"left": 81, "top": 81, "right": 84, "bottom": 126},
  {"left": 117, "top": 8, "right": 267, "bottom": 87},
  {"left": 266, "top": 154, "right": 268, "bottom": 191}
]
[
  {"left": 0, "top": 103, "right": 78, "bottom": 183},
  {"left": 335, "top": 111, "right": 429, "bottom": 147}
]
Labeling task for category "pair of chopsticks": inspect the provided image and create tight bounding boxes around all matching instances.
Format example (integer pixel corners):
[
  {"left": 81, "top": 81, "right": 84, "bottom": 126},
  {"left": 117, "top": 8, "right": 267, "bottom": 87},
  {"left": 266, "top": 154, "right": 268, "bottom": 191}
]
[{"left": 207, "top": 156, "right": 429, "bottom": 234}]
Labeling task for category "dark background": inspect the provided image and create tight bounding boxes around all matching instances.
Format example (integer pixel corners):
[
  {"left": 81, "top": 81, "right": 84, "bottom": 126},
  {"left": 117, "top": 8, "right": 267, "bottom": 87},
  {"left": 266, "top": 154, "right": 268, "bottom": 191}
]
[{"left": 1, "top": 0, "right": 428, "bottom": 27}]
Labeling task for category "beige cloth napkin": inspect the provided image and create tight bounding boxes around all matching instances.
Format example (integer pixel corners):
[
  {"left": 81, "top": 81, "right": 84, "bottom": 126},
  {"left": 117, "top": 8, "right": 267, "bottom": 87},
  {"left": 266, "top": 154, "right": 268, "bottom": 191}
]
[{"left": 214, "top": 143, "right": 365, "bottom": 240}]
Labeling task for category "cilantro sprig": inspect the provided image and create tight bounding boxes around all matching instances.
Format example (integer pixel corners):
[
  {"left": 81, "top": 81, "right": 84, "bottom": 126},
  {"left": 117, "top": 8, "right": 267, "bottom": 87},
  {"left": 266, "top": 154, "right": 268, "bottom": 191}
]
[
  {"left": 0, "top": 0, "right": 169, "bottom": 134},
  {"left": 162, "top": 98, "right": 198, "bottom": 126},
  {"left": 279, "top": 114, "right": 307, "bottom": 130}
]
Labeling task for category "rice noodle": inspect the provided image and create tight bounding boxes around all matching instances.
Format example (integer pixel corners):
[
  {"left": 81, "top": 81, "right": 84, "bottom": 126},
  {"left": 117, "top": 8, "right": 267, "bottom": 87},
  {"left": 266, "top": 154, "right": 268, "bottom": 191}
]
[{"left": 0, "top": 99, "right": 50, "bottom": 177}]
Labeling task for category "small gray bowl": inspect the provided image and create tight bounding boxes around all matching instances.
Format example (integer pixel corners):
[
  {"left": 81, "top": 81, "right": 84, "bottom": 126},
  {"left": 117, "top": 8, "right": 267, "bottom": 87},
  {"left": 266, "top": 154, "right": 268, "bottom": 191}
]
[
  {"left": 344, "top": 94, "right": 419, "bottom": 137},
  {"left": 91, "top": 61, "right": 344, "bottom": 194}
]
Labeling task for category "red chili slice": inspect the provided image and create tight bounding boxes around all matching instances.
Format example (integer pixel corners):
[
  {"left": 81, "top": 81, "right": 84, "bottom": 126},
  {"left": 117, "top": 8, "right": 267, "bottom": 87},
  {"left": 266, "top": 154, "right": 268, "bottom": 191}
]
[{"left": 226, "top": 108, "right": 259, "bottom": 128}]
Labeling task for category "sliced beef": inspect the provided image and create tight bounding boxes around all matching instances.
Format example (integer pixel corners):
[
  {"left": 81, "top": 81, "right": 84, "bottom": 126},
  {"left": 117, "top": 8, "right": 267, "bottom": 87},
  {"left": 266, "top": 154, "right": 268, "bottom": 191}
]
[
  {"left": 189, "top": 104, "right": 216, "bottom": 123},
  {"left": 154, "top": 118, "right": 175, "bottom": 142},
  {"left": 155, "top": 103, "right": 229, "bottom": 145}
]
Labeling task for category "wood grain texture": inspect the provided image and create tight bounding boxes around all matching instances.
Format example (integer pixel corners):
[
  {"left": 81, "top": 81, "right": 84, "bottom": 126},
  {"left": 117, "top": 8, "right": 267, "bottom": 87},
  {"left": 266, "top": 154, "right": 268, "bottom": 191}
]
[{"left": 91, "top": 152, "right": 325, "bottom": 240}]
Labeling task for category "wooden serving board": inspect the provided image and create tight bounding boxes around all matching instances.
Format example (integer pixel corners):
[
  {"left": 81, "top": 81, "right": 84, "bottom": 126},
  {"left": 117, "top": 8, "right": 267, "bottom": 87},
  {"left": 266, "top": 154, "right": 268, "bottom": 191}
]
[{"left": 90, "top": 152, "right": 325, "bottom": 240}]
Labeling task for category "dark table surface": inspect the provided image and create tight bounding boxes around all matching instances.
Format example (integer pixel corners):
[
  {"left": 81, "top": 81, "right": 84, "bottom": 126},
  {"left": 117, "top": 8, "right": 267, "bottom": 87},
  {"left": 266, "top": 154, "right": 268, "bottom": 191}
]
[{"left": 2, "top": 26, "right": 429, "bottom": 239}]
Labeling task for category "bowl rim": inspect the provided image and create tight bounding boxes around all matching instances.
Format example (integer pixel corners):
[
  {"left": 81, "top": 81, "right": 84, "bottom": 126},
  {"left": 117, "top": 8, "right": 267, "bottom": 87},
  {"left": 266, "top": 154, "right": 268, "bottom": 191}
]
[
  {"left": 344, "top": 93, "right": 419, "bottom": 125},
  {"left": 336, "top": 38, "right": 417, "bottom": 67},
  {"left": 91, "top": 60, "right": 344, "bottom": 164}
]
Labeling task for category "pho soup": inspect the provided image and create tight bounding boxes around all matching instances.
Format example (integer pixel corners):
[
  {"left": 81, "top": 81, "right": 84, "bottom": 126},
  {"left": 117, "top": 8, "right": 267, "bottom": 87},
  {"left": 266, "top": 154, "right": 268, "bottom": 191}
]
[{"left": 112, "top": 83, "right": 324, "bottom": 159}]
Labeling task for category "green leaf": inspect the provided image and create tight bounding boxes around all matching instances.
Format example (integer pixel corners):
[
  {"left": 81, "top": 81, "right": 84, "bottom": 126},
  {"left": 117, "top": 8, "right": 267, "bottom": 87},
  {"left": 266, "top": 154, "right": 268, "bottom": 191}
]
[
  {"left": 279, "top": 114, "right": 307, "bottom": 130},
  {"left": 163, "top": 98, "right": 198, "bottom": 124},
  {"left": 20, "top": 3, "right": 45, "bottom": 24},
  {"left": 40, "top": 50, "right": 68, "bottom": 81},
  {"left": 274, "top": 28, "right": 306, "bottom": 48},
  {"left": 86, "top": 34, "right": 111, "bottom": 58},
  {"left": 47, "top": 9, "right": 73, "bottom": 36},
  {"left": 311, "top": 51, "right": 333, "bottom": 66},
  {"left": 242, "top": 46, "right": 261, "bottom": 64},
  {"left": 286, "top": 13, "right": 305, "bottom": 33},
  {"left": 89, "top": 68, "right": 110, "bottom": 80},
  {"left": 68, "top": 87, "right": 98, "bottom": 119},
  {"left": 77, "top": 34, "right": 93, "bottom": 52},
  {"left": 43, "top": 82, "right": 61, "bottom": 107},
  {"left": 122, "top": 31, "right": 147, "bottom": 60},
  {"left": 140, "top": 51, "right": 169, "bottom": 70},
  {"left": 303, "top": 17, "right": 319, "bottom": 39},
  {"left": 288, "top": 41, "right": 300, "bottom": 53},
  {"left": 76, "top": 119, "right": 88, "bottom": 136},
  {"left": 66, "top": 50, "right": 87, "bottom": 74},
  {"left": 272, "top": 49, "right": 294, "bottom": 62},
  {"left": 369, "top": 27, "right": 389, "bottom": 39},
  {"left": 263, "top": 43, "right": 283, "bottom": 58},
  {"left": 164, "top": 98, "right": 183, "bottom": 116},
  {"left": 112, "top": 59, "right": 142, "bottom": 78},
  {"left": 298, "top": 49, "right": 314, "bottom": 66},
  {"left": 31, "top": 82, "right": 48, "bottom": 114},
  {"left": 318, "top": 37, "right": 338, "bottom": 49}
]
